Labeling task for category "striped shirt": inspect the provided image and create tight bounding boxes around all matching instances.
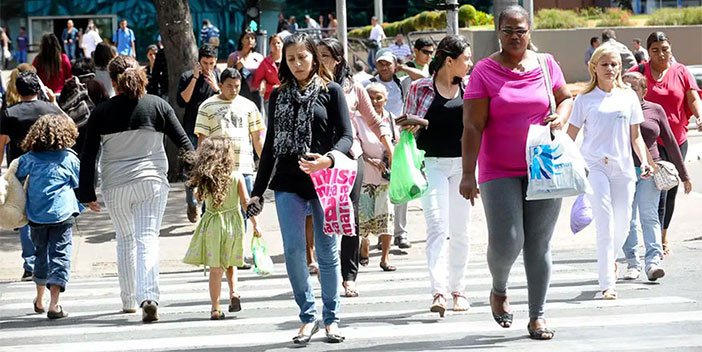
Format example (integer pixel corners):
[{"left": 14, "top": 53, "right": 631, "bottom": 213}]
[
  {"left": 404, "top": 76, "right": 470, "bottom": 119},
  {"left": 194, "top": 95, "right": 265, "bottom": 174},
  {"left": 388, "top": 43, "right": 412, "bottom": 60}
]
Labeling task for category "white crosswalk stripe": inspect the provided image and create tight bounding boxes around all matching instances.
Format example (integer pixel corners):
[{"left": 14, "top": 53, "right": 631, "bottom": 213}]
[{"left": 0, "top": 253, "right": 699, "bottom": 351}]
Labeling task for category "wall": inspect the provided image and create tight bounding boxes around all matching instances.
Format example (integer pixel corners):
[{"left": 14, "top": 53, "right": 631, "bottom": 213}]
[{"left": 461, "top": 26, "right": 702, "bottom": 83}]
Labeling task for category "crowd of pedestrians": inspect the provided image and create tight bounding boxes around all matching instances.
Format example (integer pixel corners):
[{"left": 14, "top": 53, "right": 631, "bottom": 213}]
[{"left": 0, "top": 4, "right": 700, "bottom": 347}]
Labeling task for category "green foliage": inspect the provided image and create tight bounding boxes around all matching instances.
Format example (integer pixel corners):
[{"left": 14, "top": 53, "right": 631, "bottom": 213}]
[
  {"left": 576, "top": 7, "right": 603, "bottom": 19},
  {"left": 535, "top": 9, "right": 585, "bottom": 29},
  {"left": 458, "top": 4, "right": 477, "bottom": 27},
  {"left": 647, "top": 6, "right": 702, "bottom": 25},
  {"left": 597, "top": 8, "right": 633, "bottom": 27},
  {"left": 348, "top": 7, "right": 493, "bottom": 37}
]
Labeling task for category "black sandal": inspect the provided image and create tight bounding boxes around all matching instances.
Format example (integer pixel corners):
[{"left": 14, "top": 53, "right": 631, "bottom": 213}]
[
  {"left": 210, "top": 310, "right": 226, "bottom": 320},
  {"left": 528, "top": 322, "right": 555, "bottom": 340},
  {"left": 359, "top": 257, "right": 369, "bottom": 266},
  {"left": 229, "top": 294, "right": 242, "bottom": 312},
  {"left": 47, "top": 305, "right": 68, "bottom": 319},
  {"left": 379, "top": 263, "right": 396, "bottom": 272},
  {"left": 490, "top": 292, "right": 513, "bottom": 328},
  {"left": 33, "top": 299, "right": 45, "bottom": 313}
]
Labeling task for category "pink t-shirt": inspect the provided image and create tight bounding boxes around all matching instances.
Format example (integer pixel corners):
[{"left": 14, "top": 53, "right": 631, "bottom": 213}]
[
  {"left": 463, "top": 54, "right": 565, "bottom": 184},
  {"left": 626, "top": 62, "right": 700, "bottom": 145}
]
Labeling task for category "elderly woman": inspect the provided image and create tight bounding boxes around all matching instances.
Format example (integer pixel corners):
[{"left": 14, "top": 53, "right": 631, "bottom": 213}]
[
  {"left": 460, "top": 5, "right": 573, "bottom": 340},
  {"left": 626, "top": 31, "right": 702, "bottom": 255}
]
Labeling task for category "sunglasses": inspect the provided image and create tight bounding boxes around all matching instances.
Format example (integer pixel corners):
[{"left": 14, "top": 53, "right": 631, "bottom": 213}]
[
  {"left": 420, "top": 49, "right": 434, "bottom": 55},
  {"left": 500, "top": 28, "right": 529, "bottom": 37}
]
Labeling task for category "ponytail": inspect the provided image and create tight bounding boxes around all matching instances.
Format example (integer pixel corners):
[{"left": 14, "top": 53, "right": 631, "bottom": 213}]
[
  {"left": 107, "top": 55, "right": 147, "bottom": 99},
  {"left": 428, "top": 35, "right": 470, "bottom": 77}
]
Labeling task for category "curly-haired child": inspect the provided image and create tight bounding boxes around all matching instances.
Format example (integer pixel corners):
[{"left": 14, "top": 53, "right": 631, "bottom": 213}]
[
  {"left": 16, "top": 114, "right": 84, "bottom": 319},
  {"left": 183, "top": 137, "right": 262, "bottom": 320}
]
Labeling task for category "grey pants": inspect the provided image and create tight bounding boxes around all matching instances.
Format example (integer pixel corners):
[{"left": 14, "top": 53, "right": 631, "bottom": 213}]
[
  {"left": 481, "top": 177, "right": 561, "bottom": 319},
  {"left": 393, "top": 203, "right": 408, "bottom": 239}
]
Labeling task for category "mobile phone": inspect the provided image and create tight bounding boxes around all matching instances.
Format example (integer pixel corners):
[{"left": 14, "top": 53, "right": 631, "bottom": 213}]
[{"left": 37, "top": 76, "right": 50, "bottom": 101}]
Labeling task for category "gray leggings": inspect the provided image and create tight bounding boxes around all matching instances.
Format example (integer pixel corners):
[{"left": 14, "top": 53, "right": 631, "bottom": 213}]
[{"left": 481, "top": 177, "right": 562, "bottom": 319}]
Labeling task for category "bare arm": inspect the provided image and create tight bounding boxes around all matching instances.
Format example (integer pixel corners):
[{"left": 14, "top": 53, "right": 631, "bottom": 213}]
[
  {"left": 544, "top": 84, "right": 574, "bottom": 130},
  {"left": 398, "top": 64, "right": 429, "bottom": 81},
  {"left": 251, "top": 129, "right": 264, "bottom": 157},
  {"left": 459, "top": 98, "right": 488, "bottom": 205},
  {"left": 685, "top": 89, "right": 702, "bottom": 131},
  {"left": 0, "top": 135, "right": 8, "bottom": 166},
  {"left": 179, "top": 76, "right": 199, "bottom": 104},
  {"left": 197, "top": 134, "right": 205, "bottom": 149},
  {"left": 566, "top": 124, "right": 580, "bottom": 141}
]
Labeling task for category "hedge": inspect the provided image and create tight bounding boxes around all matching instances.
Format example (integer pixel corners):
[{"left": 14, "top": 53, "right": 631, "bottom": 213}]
[
  {"left": 647, "top": 6, "right": 702, "bottom": 25},
  {"left": 596, "top": 8, "right": 633, "bottom": 27},
  {"left": 535, "top": 9, "right": 585, "bottom": 29},
  {"left": 348, "top": 5, "right": 493, "bottom": 38}
]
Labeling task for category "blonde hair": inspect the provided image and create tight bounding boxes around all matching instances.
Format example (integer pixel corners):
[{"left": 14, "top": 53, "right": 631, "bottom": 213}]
[
  {"left": 186, "top": 137, "right": 236, "bottom": 208},
  {"left": 5, "top": 64, "right": 37, "bottom": 106},
  {"left": 582, "top": 45, "right": 627, "bottom": 95}
]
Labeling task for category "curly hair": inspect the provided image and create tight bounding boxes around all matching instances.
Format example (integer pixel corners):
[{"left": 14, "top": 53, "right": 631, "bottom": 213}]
[
  {"left": 186, "top": 137, "right": 236, "bottom": 208},
  {"left": 108, "top": 55, "right": 147, "bottom": 100},
  {"left": 21, "top": 114, "right": 78, "bottom": 153}
]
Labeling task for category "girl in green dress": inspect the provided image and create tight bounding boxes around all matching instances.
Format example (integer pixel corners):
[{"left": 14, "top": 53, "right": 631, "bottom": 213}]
[{"left": 183, "top": 137, "right": 262, "bottom": 320}]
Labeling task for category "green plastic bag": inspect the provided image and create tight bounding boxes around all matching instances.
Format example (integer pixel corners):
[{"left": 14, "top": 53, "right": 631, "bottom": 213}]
[
  {"left": 251, "top": 236, "right": 274, "bottom": 277},
  {"left": 389, "top": 130, "right": 428, "bottom": 204}
]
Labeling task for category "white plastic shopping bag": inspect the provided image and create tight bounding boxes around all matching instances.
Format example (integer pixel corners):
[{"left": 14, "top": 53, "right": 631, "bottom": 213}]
[
  {"left": 309, "top": 150, "right": 358, "bottom": 236},
  {"left": 526, "top": 125, "right": 591, "bottom": 200}
]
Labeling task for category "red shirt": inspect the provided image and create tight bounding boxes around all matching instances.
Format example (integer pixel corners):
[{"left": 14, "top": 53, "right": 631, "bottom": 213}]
[
  {"left": 32, "top": 53, "right": 72, "bottom": 93},
  {"left": 627, "top": 62, "right": 699, "bottom": 145},
  {"left": 251, "top": 56, "right": 280, "bottom": 100}
]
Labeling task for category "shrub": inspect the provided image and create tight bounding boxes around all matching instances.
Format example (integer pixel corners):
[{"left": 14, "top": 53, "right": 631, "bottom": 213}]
[
  {"left": 472, "top": 11, "right": 494, "bottom": 26},
  {"left": 647, "top": 6, "right": 702, "bottom": 25},
  {"left": 577, "top": 7, "right": 603, "bottom": 19},
  {"left": 597, "top": 8, "right": 633, "bottom": 27},
  {"left": 535, "top": 9, "right": 585, "bottom": 29},
  {"left": 458, "top": 4, "right": 477, "bottom": 27},
  {"left": 348, "top": 8, "right": 493, "bottom": 38}
]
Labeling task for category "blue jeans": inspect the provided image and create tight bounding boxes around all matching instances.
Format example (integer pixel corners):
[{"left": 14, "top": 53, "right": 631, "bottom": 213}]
[
  {"left": 31, "top": 219, "right": 73, "bottom": 291},
  {"left": 623, "top": 171, "right": 663, "bottom": 271},
  {"left": 15, "top": 50, "right": 27, "bottom": 64},
  {"left": 274, "top": 191, "right": 340, "bottom": 326},
  {"left": 64, "top": 43, "right": 76, "bottom": 61},
  {"left": 185, "top": 134, "right": 198, "bottom": 208},
  {"left": 19, "top": 225, "right": 35, "bottom": 272}
]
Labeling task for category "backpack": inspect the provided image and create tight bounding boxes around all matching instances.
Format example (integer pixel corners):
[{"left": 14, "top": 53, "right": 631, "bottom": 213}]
[
  {"left": 637, "top": 63, "right": 645, "bottom": 74},
  {"left": 59, "top": 76, "right": 95, "bottom": 128}
]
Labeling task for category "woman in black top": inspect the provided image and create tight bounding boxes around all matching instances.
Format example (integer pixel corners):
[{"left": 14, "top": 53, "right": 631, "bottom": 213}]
[
  {"left": 248, "top": 32, "right": 352, "bottom": 345},
  {"left": 405, "top": 35, "right": 474, "bottom": 317}
]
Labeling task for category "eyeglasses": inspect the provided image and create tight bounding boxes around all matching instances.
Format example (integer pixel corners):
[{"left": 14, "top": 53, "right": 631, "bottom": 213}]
[
  {"left": 420, "top": 49, "right": 434, "bottom": 55},
  {"left": 500, "top": 28, "right": 529, "bottom": 37}
]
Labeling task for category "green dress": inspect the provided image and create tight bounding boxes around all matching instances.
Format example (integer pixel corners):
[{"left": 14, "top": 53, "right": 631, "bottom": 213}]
[{"left": 183, "top": 175, "right": 245, "bottom": 268}]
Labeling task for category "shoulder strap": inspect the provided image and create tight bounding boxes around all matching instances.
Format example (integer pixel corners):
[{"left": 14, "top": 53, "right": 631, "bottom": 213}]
[{"left": 537, "top": 53, "right": 556, "bottom": 116}]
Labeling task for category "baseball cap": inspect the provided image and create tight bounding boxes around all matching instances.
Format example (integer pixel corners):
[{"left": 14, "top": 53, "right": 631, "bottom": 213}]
[{"left": 375, "top": 49, "right": 397, "bottom": 64}]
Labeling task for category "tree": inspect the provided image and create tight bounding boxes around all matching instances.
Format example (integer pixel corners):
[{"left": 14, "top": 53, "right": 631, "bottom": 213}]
[{"left": 153, "top": 0, "right": 199, "bottom": 180}]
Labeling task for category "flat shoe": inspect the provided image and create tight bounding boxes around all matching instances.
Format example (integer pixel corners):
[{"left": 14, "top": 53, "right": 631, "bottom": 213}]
[
  {"left": 430, "top": 294, "right": 446, "bottom": 318},
  {"left": 141, "top": 300, "right": 159, "bottom": 322},
  {"left": 379, "top": 263, "right": 396, "bottom": 272},
  {"left": 528, "top": 322, "right": 555, "bottom": 340},
  {"left": 210, "top": 310, "right": 225, "bottom": 320},
  {"left": 47, "top": 305, "right": 68, "bottom": 319},
  {"left": 33, "top": 299, "right": 45, "bottom": 313},
  {"left": 229, "top": 294, "right": 242, "bottom": 312},
  {"left": 292, "top": 323, "right": 320, "bottom": 346},
  {"left": 490, "top": 292, "right": 513, "bottom": 328},
  {"left": 326, "top": 332, "right": 346, "bottom": 343}
]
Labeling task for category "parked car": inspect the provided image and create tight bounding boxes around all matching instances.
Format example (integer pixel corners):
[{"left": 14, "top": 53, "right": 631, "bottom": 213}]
[{"left": 686, "top": 65, "right": 702, "bottom": 88}]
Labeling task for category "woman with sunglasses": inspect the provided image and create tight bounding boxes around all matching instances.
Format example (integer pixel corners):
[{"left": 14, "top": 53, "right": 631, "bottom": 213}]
[{"left": 461, "top": 5, "right": 573, "bottom": 340}]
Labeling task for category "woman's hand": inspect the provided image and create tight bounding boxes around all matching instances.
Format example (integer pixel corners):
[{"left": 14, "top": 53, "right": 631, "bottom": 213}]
[
  {"left": 640, "top": 163, "right": 654, "bottom": 179},
  {"left": 253, "top": 225, "right": 263, "bottom": 238},
  {"left": 366, "top": 157, "right": 387, "bottom": 174},
  {"left": 298, "top": 153, "right": 333, "bottom": 174},
  {"left": 86, "top": 201, "right": 101, "bottom": 212},
  {"left": 45, "top": 88, "right": 56, "bottom": 103},
  {"left": 259, "top": 81, "right": 267, "bottom": 95},
  {"left": 235, "top": 58, "right": 244, "bottom": 70},
  {"left": 459, "top": 173, "right": 479, "bottom": 206},
  {"left": 544, "top": 113, "right": 566, "bottom": 130},
  {"left": 684, "top": 180, "right": 692, "bottom": 194},
  {"left": 246, "top": 196, "right": 263, "bottom": 217}
]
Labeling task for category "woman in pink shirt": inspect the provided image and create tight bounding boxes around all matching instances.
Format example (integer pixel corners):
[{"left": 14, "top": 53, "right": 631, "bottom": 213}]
[
  {"left": 317, "top": 37, "right": 394, "bottom": 298},
  {"left": 626, "top": 31, "right": 702, "bottom": 255},
  {"left": 32, "top": 33, "right": 72, "bottom": 93},
  {"left": 252, "top": 34, "right": 283, "bottom": 118},
  {"left": 460, "top": 6, "right": 573, "bottom": 340}
]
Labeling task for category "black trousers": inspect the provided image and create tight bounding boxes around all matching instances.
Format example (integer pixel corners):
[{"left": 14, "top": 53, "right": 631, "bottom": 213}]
[
  {"left": 340, "top": 160, "right": 364, "bottom": 282},
  {"left": 657, "top": 140, "right": 688, "bottom": 229}
]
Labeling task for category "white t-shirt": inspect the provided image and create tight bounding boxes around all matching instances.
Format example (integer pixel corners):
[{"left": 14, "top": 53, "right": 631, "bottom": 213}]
[
  {"left": 363, "top": 75, "right": 404, "bottom": 117},
  {"left": 81, "top": 30, "right": 102, "bottom": 58},
  {"left": 369, "top": 24, "right": 386, "bottom": 43},
  {"left": 569, "top": 86, "right": 644, "bottom": 178}
]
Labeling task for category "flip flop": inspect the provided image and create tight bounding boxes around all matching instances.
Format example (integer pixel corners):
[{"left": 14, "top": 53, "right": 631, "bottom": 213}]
[
  {"left": 47, "top": 305, "right": 68, "bottom": 319},
  {"left": 229, "top": 294, "right": 242, "bottom": 312},
  {"left": 33, "top": 299, "right": 45, "bottom": 313},
  {"left": 359, "top": 257, "right": 369, "bottom": 267},
  {"left": 379, "top": 263, "right": 396, "bottom": 272},
  {"left": 343, "top": 282, "right": 359, "bottom": 297},
  {"left": 528, "top": 322, "right": 555, "bottom": 340},
  {"left": 210, "top": 310, "right": 226, "bottom": 320}
]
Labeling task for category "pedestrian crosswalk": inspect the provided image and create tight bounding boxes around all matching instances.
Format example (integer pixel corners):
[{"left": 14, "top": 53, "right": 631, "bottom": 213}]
[{"left": 0, "top": 251, "right": 699, "bottom": 351}]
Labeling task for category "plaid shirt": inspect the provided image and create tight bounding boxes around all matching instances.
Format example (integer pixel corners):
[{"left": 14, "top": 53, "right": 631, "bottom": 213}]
[{"left": 404, "top": 76, "right": 470, "bottom": 119}]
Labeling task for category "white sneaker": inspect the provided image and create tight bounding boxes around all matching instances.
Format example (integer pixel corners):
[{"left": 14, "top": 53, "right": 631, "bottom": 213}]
[
  {"left": 623, "top": 267, "right": 640, "bottom": 280},
  {"left": 647, "top": 265, "right": 665, "bottom": 281}
]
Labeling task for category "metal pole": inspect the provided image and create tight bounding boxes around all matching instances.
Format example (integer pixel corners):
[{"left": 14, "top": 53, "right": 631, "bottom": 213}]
[
  {"left": 374, "top": 0, "right": 383, "bottom": 23},
  {"left": 446, "top": 0, "right": 459, "bottom": 36},
  {"left": 337, "top": 0, "right": 348, "bottom": 61},
  {"left": 524, "top": 0, "right": 534, "bottom": 28}
]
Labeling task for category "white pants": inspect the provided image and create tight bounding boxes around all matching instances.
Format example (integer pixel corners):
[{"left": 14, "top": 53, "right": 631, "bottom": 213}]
[
  {"left": 103, "top": 180, "right": 170, "bottom": 309},
  {"left": 586, "top": 159, "right": 636, "bottom": 291},
  {"left": 420, "top": 158, "right": 472, "bottom": 296}
]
